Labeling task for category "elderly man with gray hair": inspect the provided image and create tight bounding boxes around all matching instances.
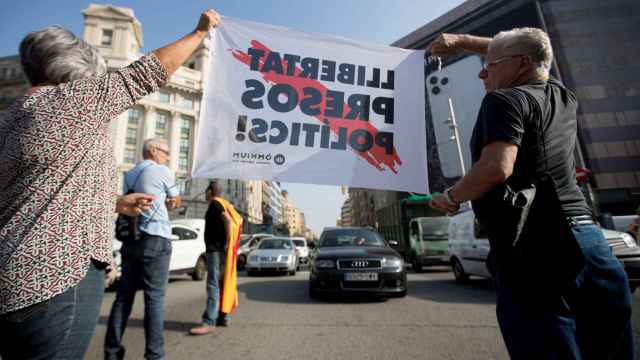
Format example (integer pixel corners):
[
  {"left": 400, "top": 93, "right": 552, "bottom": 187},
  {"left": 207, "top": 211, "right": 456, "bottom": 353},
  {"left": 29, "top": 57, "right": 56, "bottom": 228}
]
[
  {"left": 104, "top": 137, "right": 181, "bottom": 360},
  {"left": 429, "top": 28, "right": 634, "bottom": 359},
  {"left": 0, "top": 9, "right": 220, "bottom": 360}
]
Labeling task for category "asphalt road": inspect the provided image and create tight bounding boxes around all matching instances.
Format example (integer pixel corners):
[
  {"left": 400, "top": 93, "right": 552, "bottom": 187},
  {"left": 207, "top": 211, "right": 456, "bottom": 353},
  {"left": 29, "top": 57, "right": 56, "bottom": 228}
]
[{"left": 86, "top": 267, "right": 640, "bottom": 360}]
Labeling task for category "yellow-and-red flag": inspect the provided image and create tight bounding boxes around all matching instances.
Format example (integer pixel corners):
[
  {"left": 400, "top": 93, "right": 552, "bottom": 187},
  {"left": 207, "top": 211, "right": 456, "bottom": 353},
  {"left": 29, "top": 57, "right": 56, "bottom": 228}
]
[{"left": 215, "top": 197, "right": 243, "bottom": 314}]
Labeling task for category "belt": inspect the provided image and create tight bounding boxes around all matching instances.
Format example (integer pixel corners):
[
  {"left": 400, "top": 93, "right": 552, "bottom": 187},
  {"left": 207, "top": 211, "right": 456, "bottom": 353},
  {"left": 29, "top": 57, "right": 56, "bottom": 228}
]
[{"left": 566, "top": 215, "right": 595, "bottom": 227}]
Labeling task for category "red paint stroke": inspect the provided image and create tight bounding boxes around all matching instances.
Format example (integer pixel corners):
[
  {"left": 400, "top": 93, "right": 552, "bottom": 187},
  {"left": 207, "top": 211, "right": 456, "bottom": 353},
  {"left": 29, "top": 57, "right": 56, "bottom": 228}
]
[{"left": 230, "top": 40, "right": 402, "bottom": 173}]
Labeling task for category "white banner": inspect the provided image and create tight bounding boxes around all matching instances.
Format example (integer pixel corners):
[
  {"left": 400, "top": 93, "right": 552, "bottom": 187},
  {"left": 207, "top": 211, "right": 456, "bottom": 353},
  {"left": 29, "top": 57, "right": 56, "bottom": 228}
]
[{"left": 192, "top": 17, "right": 428, "bottom": 193}]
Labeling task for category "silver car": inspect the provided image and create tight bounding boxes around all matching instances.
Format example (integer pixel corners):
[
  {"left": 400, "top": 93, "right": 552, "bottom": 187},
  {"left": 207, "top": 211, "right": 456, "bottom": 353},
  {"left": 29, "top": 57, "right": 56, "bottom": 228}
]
[{"left": 246, "top": 237, "right": 299, "bottom": 276}]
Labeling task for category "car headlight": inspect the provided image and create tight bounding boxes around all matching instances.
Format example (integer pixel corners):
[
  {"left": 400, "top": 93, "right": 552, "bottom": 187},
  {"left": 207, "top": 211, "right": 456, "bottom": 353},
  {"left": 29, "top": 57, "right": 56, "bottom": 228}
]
[
  {"left": 622, "top": 233, "right": 637, "bottom": 247},
  {"left": 249, "top": 255, "right": 259, "bottom": 262},
  {"left": 381, "top": 257, "right": 403, "bottom": 268},
  {"left": 280, "top": 255, "right": 289, "bottom": 262},
  {"left": 315, "top": 259, "right": 335, "bottom": 268}
]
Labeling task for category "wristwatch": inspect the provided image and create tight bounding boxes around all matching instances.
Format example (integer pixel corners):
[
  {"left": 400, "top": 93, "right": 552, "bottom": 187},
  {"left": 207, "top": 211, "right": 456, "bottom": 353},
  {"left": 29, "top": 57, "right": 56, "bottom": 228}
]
[{"left": 444, "top": 187, "right": 460, "bottom": 206}]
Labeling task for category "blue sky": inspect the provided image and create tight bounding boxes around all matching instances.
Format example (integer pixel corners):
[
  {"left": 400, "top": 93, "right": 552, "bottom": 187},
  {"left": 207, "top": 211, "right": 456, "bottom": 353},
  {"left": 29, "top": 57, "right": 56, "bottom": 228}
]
[{"left": 0, "top": 0, "right": 466, "bottom": 235}]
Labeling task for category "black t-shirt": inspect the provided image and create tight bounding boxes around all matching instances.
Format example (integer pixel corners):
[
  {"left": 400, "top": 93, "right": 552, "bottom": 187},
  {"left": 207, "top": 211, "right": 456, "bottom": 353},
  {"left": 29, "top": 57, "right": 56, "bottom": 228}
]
[
  {"left": 204, "top": 199, "right": 227, "bottom": 252},
  {"left": 470, "top": 78, "right": 591, "bottom": 221}
]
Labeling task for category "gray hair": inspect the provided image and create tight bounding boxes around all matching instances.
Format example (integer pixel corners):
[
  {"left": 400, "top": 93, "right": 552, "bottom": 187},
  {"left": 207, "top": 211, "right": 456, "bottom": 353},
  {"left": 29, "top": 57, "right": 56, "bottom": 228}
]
[
  {"left": 489, "top": 27, "right": 553, "bottom": 78},
  {"left": 143, "top": 138, "right": 169, "bottom": 157},
  {"left": 19, "top": 26, "right": 106, "bottom": 86}
]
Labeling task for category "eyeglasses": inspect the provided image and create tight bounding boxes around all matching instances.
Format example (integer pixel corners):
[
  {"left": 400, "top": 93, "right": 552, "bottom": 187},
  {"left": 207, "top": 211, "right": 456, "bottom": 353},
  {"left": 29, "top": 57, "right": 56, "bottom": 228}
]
[
  {"left": 154, "top": 147, "right": 170, "bottom": 155},
  {"left": 481, "top": 55, "right": 524, "bottom": 71}
]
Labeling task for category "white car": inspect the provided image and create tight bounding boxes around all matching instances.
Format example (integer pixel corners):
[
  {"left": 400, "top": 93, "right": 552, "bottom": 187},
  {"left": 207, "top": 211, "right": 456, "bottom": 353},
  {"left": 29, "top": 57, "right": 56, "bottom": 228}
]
[
  {"left": 448, "top": 210, "right": 640, "bottom": 293},
  {"left": 237, "top": 233, "right": 274, "bottom": 270},
  {"left": 109, "top": 218, "right": 207, "bottom": 289},
  {"left": 245, "top": 237, "right": 298, "bottom": 276},
  {"left": 290, "top": 237, "right": 310, "bottom": 268}
]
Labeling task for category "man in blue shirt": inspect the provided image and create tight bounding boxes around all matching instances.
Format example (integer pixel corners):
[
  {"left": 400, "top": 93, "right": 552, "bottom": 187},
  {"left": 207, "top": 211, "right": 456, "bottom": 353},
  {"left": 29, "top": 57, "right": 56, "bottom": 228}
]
[{"left": 105, "top": 138, "right": 181, "bottom": 360}]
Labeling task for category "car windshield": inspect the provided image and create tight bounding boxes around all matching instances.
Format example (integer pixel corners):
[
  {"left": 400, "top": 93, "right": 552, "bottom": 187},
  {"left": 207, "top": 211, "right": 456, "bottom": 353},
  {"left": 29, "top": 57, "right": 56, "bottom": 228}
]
[
  {"left": 319, "top": 229, "right": 386, "bottom": 247},
  {"left": 421, "top": 218, "right": 450, "bottom": 239},
  {"left": 239, "top": 235, "right": 251, "bottom": 246},
  {"left": 292, "top": 240, "right": 305, "bottom": 247},
  {"left": 258, "top": 239, "right": 293, "bottom": 250}
]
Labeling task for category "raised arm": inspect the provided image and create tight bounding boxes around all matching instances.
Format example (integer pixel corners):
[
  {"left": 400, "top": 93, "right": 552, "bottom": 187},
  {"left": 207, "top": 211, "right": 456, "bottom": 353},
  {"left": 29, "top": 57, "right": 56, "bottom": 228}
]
[
  {"left": 61, "top": 9, "right": 221, "bottom": 123},
  {"left": 428, "top": 34, "right": 492, "bottom": 57},
  {"left": 153, "top": 9, "right": 220, "bottom": 76}
]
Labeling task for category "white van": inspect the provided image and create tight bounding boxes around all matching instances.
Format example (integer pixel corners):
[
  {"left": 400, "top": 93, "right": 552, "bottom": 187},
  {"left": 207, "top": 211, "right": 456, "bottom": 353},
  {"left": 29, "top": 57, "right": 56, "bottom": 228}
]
[
  {"left": 447, "top": 210, "right": 491, "bottom": 281},
  {"left": 448, "top": 210, "right": 640, "bottom": 293}
]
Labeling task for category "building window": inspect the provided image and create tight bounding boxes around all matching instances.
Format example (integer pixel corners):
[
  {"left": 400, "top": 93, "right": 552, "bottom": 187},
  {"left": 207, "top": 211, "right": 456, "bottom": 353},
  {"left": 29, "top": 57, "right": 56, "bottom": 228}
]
[
  {"left": 155, "top": 111, "right": 170, "bottom": 139},
  {"left": 101, "top": 29, "right": 113, "bottom": 46},
  {"left": 0, "top": 68, "right": 6, "bottom": 80},
  {"left": 124, "top": 108, "right": 142, "bottom": 163},
  {"left": 178, "top": 115, "right": 192, "bottom": 172},
  {"left": 158, "top": 90, "right": 170, "bottom": 103},
  {"left": 176, "top": 175, "right": 190, "bottom": 195},
  {"left": 182, "top": 97, "right": 194, "bottom": 109}
]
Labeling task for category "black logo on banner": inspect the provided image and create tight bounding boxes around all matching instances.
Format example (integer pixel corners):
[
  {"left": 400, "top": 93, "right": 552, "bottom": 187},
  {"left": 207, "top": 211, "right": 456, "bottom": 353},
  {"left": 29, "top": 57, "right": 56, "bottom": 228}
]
[{"left": 274, "top": 154, "right": 285, "bottom": 165}]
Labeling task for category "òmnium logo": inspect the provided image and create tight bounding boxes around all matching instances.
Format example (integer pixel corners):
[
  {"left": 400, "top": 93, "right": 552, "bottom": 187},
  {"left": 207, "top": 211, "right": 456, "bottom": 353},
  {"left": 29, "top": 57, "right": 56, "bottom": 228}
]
[
  {"left": 232, "top": 152, "right": 285, "bottom": 166},
  {"left": 273, "top": 154, "right": 285, "bottom": 165}
]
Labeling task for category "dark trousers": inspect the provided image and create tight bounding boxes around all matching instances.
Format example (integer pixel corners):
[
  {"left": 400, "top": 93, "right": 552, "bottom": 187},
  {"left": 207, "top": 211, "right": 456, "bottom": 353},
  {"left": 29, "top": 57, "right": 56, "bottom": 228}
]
[
  {"left": 494, "top": 224, "right": 635, "bottom": 359},
  {"left": 0, "top": 261, "right": 105, "bottom": 360},
  {"left": 104, "top": 234, "right": 171, "bottom": 360}
]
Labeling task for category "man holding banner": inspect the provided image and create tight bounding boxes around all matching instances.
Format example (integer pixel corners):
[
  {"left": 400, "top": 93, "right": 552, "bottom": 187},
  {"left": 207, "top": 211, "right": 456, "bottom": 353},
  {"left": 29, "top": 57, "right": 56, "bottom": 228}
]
[
  {"left": 190, "top": 181, "right": 242, "bottom": 335},
  {"left": 429, "top": 29, "right": 634, "bottom": 359}
]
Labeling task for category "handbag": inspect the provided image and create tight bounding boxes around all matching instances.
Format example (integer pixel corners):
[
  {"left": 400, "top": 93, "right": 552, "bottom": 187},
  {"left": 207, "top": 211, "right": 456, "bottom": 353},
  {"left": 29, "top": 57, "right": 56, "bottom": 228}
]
[{"left": 115, "top": 164, "right": 152, "bottom": 243}]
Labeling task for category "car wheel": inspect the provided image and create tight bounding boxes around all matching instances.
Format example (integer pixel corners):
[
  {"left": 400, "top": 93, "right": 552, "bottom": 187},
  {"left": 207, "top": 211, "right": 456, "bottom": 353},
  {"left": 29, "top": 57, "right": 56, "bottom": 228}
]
[
  {"left": 237, "top": 255, "right": 246, "bottom": 271},
  {"left": 289, "top": 268, "right": 296, "bottom": 276},
  {"left": 412, "top": 259, "right": 423, "bottom": 273},
  {"left": 192, "top": 256, "right": 207, "bottom": 281},
  {"left": 452, "top": 258, "right": 469, "bottom": 282}
]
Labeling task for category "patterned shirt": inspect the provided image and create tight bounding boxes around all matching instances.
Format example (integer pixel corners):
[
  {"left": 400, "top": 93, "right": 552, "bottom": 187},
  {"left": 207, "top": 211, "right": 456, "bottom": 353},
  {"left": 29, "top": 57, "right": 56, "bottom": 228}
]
[{"left": 0, "top": 53, "right": 168, "bottom": 314}]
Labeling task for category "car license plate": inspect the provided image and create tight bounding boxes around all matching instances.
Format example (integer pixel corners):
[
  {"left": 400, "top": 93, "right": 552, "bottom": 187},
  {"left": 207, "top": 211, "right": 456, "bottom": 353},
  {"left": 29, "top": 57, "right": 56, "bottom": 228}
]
[{"left": 345, "top": 272, "right": 378, "bottom": 281}]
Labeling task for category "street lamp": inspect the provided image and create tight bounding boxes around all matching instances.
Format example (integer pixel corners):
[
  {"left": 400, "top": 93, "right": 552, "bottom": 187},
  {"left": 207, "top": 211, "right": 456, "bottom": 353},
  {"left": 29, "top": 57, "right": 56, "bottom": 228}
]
[{"left": 443, "top": 97, "right": 466, "bottom": 177}]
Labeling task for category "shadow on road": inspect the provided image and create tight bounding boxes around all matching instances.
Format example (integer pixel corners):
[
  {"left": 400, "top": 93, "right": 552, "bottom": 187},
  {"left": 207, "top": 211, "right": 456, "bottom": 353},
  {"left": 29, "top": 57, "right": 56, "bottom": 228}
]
[
  {"left": 237, "top": 277, "right": 388, "bottom": 305},
  {"left": 408, "top": 278, "right": 496, "bottom": 305},
  {"left": 97, "top": 316, "right": 200, "bottom": 333}
]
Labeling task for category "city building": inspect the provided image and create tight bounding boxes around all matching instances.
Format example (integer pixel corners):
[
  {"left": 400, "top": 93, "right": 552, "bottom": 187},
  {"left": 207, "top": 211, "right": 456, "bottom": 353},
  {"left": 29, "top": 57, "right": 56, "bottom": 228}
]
[
  {"left": 340, "top": 196, "right": 353, "bottom": 227},
  {"left": 392, "top": 0, "right": 640, "bottom": 214},
  {"left": 282, "top": 197, "right": 307, "bottom": 236},
  {"left": 348, "top": 188, "right": 377, "bottom": 228},
  {"left": 0, "top": 4, "right": 266, "bottom": 224},
  {"left": 262, "top": 181, "right": 283, "bottom": 225}
]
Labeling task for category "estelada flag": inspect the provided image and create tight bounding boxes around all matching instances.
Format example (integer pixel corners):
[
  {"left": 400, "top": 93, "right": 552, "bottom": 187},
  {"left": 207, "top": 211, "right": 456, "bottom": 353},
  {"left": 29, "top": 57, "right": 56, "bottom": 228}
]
[{"left": 215, "top": 197, "right": 243, "bottom": 314}]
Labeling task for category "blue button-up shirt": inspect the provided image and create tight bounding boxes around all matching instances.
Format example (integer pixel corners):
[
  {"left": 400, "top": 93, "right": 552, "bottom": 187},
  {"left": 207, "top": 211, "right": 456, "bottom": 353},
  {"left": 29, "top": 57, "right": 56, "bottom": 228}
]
[{"left": 124, "top": 159, "right": 179, "bottom": 239}]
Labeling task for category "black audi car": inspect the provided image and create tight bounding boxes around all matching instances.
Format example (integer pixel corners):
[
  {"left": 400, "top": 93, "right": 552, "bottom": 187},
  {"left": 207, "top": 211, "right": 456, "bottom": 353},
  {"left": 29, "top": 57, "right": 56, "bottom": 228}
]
[{"left": 309, "top": 227, "right": 407, "bottom": 299}]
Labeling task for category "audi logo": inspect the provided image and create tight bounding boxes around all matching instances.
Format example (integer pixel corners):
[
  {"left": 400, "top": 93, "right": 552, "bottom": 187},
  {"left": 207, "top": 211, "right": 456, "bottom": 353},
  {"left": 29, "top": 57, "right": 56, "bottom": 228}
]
[{"left": 351, "top": 260, "right": 369, "bottom": 268}]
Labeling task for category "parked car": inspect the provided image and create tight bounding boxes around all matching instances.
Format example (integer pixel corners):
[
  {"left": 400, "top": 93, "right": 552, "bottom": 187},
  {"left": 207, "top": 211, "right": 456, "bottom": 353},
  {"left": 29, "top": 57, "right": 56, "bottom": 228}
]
[
  {"left": 308, "top": 227, "right": 407, "bottom": 299},
  {"left": 245, "top": 237, "right": 298, "bottom": 276},
  {"left": 448, "top": 210, "right": 640, "bottom": 293},
  {"left": 237, "top": 233, "right": 274, "bottom": 270},
  {"left": 109, "top": 219, "right": 207, "bottom": 289},
  {"left": 408, "top": 216, "right": 450, "bottom": 272},
  {"left": 613, "top": 215, "right": 638, "bottom": 240},
  {"left": 291, "top": 236, "right": 310, "bottom": 268}
]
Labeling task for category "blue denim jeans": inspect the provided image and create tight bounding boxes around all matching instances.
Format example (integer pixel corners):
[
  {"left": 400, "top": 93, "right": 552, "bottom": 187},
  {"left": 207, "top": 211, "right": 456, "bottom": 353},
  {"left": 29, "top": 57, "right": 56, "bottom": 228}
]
[
  {"left": 0, "top": 260, "right": 105, "bottom": 360},
  {"left": 202, "top": 251, "right": 231, "bottom": 325},
  {"left": 104, "top": 234, "right": 172, "bottom": 360},
  {"left": 494, "top": 224, "right": 635, "bottom": 359}
]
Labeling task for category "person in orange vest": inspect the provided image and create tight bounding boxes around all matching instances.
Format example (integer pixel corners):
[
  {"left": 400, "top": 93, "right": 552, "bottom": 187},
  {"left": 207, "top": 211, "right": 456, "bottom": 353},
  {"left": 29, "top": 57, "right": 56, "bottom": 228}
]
[{"left": 190, "top": 180, "right": 242, "bottom": 335}]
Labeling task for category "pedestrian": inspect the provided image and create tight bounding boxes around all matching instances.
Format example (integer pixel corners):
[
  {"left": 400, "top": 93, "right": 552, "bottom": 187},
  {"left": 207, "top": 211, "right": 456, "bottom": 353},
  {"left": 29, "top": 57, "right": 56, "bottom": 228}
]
[
  {"left": 103, "top": 137, "right": 184, "bottom": 359},
  {"left": 429, "top": 28, "right": 634, "bottom": 359},
  {"left": 190, "top": 181, "right": 243, "bottom": 335},
  {"left": 0, "top": 7, "right": 216, "bottom": 357}
]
